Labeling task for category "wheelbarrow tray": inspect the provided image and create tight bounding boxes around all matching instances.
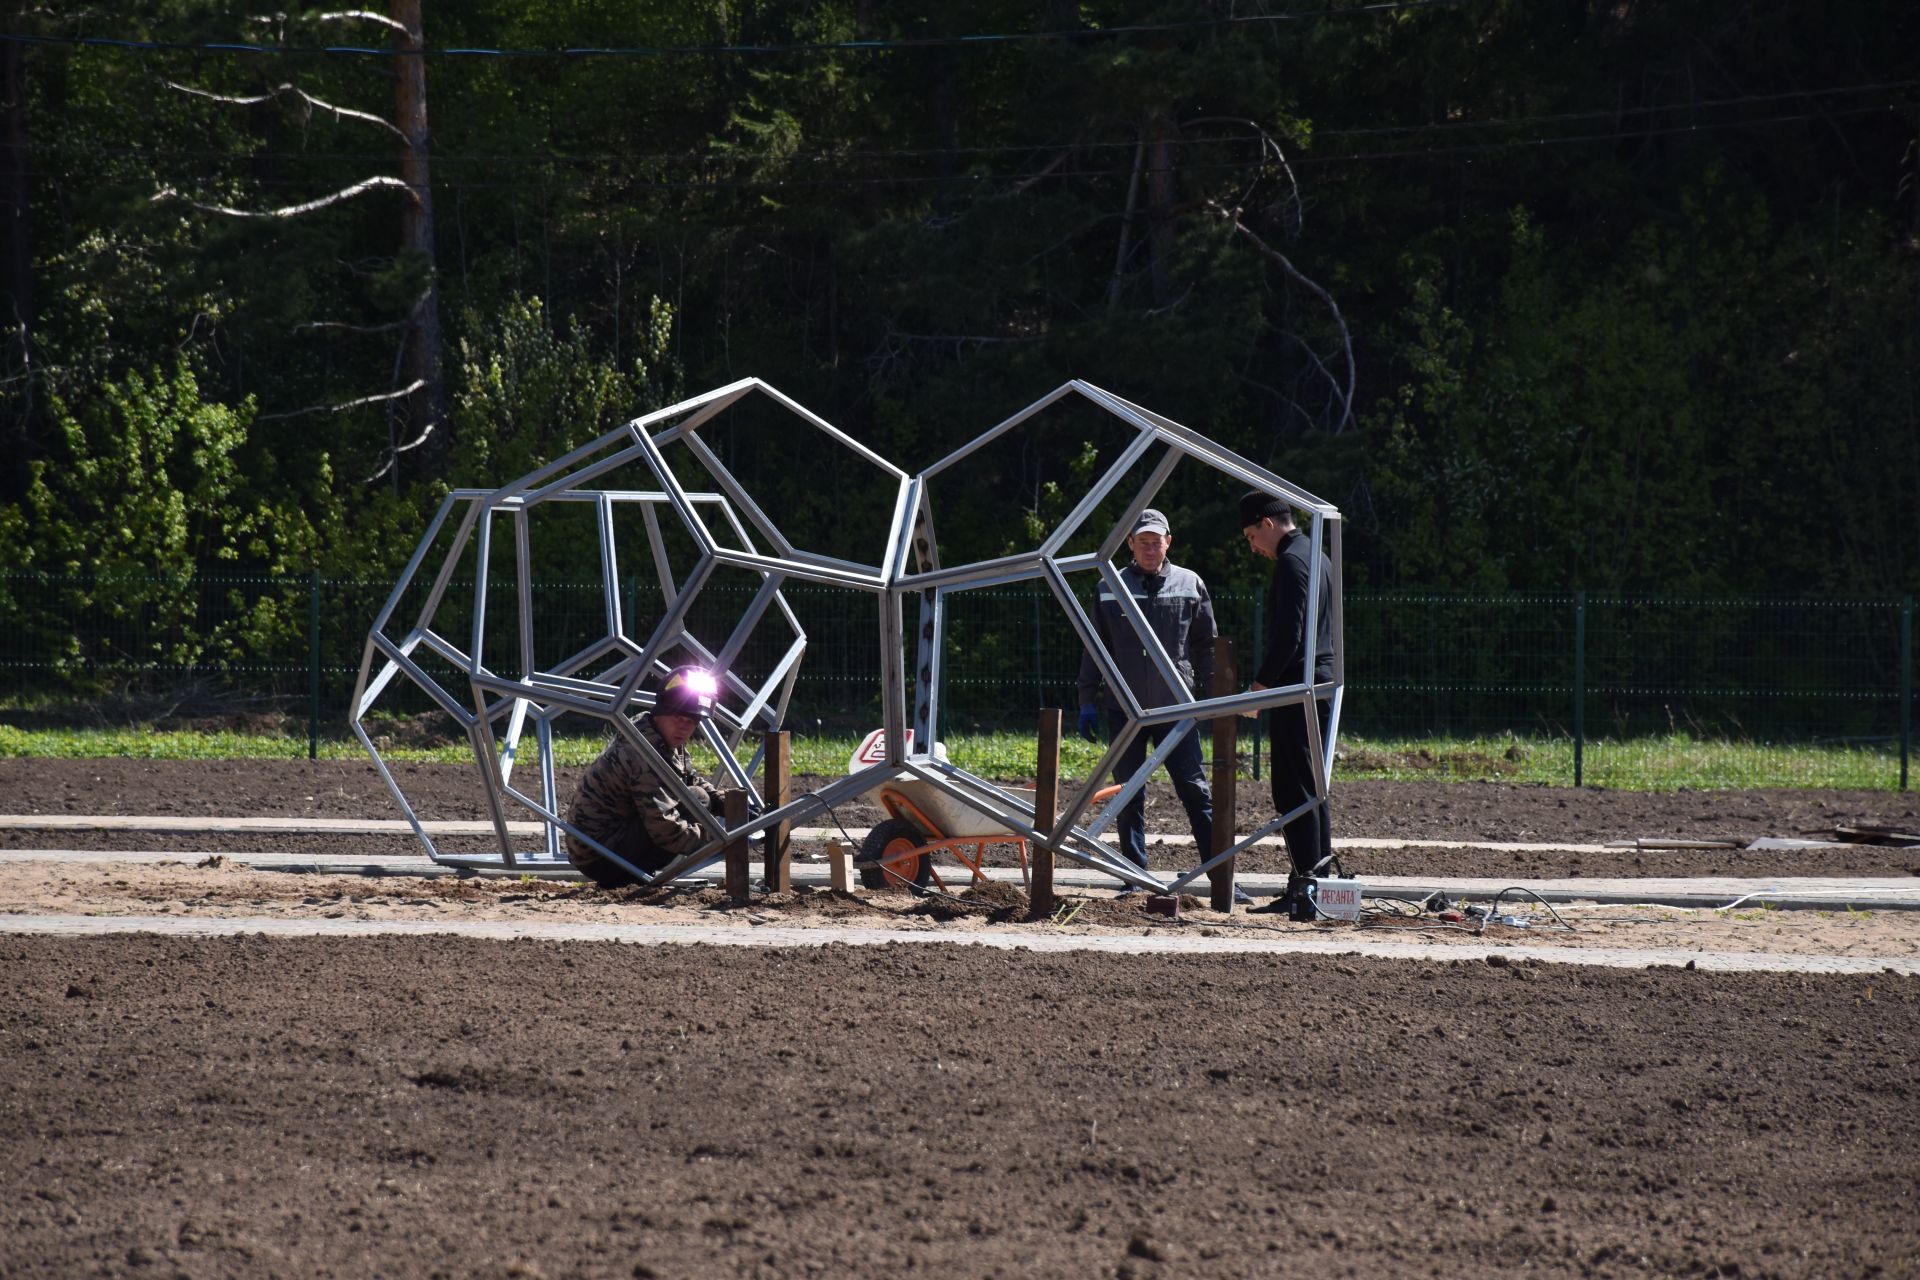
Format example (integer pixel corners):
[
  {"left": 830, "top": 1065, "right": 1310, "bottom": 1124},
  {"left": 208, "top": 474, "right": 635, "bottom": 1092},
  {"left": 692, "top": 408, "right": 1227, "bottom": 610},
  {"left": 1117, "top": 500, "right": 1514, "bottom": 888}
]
[{"left": 861, "top": 777, "right": 1036, "bottom": 839}]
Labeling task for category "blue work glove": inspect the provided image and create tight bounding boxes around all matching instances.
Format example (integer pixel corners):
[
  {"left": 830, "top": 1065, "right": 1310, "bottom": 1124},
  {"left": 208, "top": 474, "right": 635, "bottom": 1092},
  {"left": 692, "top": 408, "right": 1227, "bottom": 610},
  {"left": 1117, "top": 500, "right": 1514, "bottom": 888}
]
[{"left": 1077, "top": 706, "right": 1101, "bottom": 742}]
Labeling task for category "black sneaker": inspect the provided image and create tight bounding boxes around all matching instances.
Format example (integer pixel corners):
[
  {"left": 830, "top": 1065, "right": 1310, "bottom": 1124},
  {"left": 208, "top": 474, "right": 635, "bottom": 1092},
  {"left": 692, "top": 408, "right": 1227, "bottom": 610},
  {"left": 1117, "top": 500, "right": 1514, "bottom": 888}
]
[{"left": 1246, "top": 897, "right": 1290, "bottom": 915}]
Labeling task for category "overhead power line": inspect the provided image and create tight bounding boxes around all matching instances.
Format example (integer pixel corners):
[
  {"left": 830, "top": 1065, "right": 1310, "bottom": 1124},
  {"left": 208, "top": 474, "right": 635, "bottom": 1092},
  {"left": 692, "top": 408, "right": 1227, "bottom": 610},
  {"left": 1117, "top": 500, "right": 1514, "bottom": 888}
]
[
  {"left": 62, "top": 101, "right": 1918, "bottom": 198},
  {"left": 37, "top": 77, "right": 1919, "bottom": 169},
  {"left": 4, "top": 2, "right": 1483, "bottom": 58}
]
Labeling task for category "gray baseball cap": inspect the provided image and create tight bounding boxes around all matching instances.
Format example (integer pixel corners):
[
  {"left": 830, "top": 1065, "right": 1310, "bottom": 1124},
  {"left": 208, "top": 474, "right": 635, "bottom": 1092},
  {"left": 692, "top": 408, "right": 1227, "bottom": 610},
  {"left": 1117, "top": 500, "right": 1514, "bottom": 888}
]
[{"left": 1129, "top": 508, "right": 1170, "bottom": 536}]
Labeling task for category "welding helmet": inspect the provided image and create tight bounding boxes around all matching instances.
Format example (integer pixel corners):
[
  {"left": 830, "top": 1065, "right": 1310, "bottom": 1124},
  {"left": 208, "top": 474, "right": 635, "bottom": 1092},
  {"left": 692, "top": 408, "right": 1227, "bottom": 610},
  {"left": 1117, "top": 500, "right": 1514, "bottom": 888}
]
[{"left": 654, "top": 665, "right": 719, "bottom": 720}]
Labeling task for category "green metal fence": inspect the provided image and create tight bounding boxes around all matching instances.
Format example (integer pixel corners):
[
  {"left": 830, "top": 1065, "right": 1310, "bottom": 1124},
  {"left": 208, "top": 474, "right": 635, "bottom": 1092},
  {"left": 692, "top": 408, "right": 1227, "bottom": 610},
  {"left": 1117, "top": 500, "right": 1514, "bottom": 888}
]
[{"left": 0, "top": 571, "right": 1911, "bottom": 789}]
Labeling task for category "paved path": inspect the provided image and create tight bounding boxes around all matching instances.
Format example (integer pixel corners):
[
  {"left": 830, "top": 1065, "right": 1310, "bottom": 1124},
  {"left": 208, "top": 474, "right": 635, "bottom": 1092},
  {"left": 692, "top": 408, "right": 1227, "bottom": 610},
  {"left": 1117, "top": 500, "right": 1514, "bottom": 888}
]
[
  {"left": 1, "top": 911, "right": 1912, "bottom": 975},
  {"left": 0, "top": 813, "right": 1616, "bottom": 854},
  {"left": 4, "top": 846, "right": 1916, "bottom": 912}
]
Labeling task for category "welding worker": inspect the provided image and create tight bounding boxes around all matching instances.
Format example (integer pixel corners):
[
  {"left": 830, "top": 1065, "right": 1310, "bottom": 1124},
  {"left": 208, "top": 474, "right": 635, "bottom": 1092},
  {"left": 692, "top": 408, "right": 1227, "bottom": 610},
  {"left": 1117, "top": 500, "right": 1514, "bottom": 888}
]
[
  {"left": 1076, "top": 508, "right": 1235, "bottom": 896},
  {"left": 564, "top": 664, "right": 727, "bottom": 889},
  {"left": 1237, "top": 492, "right": 1335, "bottom": 914}
]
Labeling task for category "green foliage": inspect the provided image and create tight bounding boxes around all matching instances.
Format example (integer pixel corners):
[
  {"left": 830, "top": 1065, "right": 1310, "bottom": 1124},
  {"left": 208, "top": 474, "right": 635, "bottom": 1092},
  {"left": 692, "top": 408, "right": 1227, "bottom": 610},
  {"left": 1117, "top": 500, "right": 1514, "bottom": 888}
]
[
  {"left": 451, "top": 294, "right": 680, "bottom": 485},
  {"left": 0, "top": 360, "right": 331, "bottom": 686},
  {"left": 7, "top": 0, "right": 1918, "bottom": 672}
]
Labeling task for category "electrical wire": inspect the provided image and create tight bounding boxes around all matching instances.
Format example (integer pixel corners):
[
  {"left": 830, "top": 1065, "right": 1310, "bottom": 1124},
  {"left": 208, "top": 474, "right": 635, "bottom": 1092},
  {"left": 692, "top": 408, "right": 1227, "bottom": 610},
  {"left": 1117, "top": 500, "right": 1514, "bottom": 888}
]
[
  {"left": 37, "top": 77, "right": 1917, "bottom": 173},
  {"left": 1472, "top": 886, "right": 1576, "bottom": 934},
  {"left": 0, "top": 3, "right": 1488, "bottom": 60}
]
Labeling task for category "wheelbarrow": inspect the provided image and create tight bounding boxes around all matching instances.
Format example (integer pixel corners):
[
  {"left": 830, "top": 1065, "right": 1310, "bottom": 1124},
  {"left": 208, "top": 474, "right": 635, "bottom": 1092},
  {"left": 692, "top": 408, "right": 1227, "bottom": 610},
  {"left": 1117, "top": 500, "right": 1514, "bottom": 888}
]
[
  {"left": 855, "top": 776, "right": 1039, "bottom": 892},
  {"left": 843, "top": 728, "right": 1126, "bottom": 892}
]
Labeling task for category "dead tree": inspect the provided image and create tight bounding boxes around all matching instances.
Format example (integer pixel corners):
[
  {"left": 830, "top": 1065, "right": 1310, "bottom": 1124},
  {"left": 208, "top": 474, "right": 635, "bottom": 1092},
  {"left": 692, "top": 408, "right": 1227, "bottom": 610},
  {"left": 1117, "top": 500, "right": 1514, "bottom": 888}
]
[
  {"left": 157, "top": 1, "right": 445, "bottom": 486},
  {"left": 2, "top": 36, "right": 35, "bottom": 499}
]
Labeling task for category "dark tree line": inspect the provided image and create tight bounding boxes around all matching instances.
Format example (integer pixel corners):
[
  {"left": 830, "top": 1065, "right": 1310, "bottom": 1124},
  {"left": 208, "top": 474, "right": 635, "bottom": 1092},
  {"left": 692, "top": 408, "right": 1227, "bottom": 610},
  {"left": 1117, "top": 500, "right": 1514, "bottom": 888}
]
[{"left": 2, "top": 0, "right": 1916, "bottom": 622}]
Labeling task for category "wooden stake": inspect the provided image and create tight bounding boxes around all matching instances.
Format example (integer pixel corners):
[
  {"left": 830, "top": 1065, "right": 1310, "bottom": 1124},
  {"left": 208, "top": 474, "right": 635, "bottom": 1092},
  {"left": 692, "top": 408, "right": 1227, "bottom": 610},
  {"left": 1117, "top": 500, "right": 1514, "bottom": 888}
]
[
  {"left": 762, "top": 729, "right": 791, "bottom": 892},
  {"left": 1209, "top": 638, "right": 1240, "bottom": 913},
  {"left": 723, "top": 789, "right": 751, "bottom": 905},
  {"left": 1032, "top": 708, "right": 1061, "bottom": 916},
  {"left": 827, "top": 839, "right": 852, "bottom": 893}
]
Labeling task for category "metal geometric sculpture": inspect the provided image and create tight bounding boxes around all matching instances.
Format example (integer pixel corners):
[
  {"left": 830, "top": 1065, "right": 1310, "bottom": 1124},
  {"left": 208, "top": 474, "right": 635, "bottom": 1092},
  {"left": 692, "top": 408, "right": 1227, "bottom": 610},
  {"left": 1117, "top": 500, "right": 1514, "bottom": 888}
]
[{"left": 352, "top": 377, "right": 1342, "bottom": 893}]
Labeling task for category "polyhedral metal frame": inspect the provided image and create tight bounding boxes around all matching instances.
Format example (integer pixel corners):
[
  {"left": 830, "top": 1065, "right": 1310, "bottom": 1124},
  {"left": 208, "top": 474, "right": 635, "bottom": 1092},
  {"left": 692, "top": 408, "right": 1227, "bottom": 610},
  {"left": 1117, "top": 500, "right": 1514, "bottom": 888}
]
[{"left": 352, "top": 377, "right": 1342, "bottom": 893}]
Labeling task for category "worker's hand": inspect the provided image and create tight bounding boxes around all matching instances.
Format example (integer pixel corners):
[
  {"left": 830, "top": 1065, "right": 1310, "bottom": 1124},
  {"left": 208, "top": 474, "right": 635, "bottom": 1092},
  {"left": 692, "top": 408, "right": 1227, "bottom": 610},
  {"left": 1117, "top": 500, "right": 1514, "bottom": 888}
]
[
  {"left": 1240, "top": 681, "right": 1267, "bottom": 719},
  {"left": 1077, "top": 707, "right": 1101, "bottom": 742}
]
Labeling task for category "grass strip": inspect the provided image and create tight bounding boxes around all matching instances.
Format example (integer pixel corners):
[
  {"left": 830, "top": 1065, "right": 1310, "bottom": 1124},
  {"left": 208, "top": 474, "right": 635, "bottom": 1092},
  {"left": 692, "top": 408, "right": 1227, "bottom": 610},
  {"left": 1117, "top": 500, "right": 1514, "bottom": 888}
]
[{"left": 0, "top": 724, "right": 1904, "bottom": 791}]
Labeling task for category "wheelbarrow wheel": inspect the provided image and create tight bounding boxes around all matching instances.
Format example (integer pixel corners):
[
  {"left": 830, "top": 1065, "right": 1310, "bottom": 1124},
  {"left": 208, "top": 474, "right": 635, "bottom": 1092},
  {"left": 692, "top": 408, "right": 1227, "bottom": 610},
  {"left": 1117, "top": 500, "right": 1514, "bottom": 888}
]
[{"left": 858, "top": 817, "right": 933, "bottom": 891}]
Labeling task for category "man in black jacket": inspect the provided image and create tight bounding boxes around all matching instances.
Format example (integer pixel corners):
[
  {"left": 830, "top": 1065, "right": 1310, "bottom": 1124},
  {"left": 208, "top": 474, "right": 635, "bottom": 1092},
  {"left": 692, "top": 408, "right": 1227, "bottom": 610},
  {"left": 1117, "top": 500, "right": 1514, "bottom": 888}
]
[{"left": 1238, "top": 492, "right": 1335, "bottom": 908}]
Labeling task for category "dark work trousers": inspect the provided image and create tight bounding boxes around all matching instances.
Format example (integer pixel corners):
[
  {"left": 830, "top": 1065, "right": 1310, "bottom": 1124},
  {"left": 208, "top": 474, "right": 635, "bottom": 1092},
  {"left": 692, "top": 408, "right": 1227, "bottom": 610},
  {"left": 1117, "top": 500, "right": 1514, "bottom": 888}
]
[
  {"left": 1105, "top": 712, "right": 1213, "bottom": 873},
  {"left": 1267, "top": 698, "right": 1333, "bottom": 877},
  {"left": 573, "top": 819, "right": 675, "bottom": 889}
]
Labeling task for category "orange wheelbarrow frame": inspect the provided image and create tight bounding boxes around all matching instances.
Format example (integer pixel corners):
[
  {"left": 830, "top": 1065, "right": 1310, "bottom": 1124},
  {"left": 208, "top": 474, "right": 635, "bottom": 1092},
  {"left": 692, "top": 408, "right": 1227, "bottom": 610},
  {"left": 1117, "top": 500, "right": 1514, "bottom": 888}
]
[{"left": 862, "top": 782, "right": 1125, "bottom": 893}]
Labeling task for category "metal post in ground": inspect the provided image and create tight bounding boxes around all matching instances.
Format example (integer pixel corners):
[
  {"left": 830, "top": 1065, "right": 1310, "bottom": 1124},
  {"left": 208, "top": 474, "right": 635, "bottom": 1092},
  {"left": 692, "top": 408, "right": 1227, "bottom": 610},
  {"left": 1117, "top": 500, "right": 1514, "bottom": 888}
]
[
  {"left": 1573, "top": 591, "right": 1586, "bottom": 787},
  {"left": 1209, "top": 637, "right": 1239, "bottom": 913},
  {"left": 1901, "top": 594, "right": 1912, "bottom": 792},
  {"left": 1251, "top": 585, "right": 1263, "bottom": 781},
  {"left": 763, "top": 730, "right": 791, "bottom": 891},
  {"left": 724, "top": 789, "right": 752, "bottom": 905},
  {"left": 308, "top": 570, "right": 322, "bottom": 761},
  {"left": 1031, "top": 708, "right": 1061, "bottom": 917}
]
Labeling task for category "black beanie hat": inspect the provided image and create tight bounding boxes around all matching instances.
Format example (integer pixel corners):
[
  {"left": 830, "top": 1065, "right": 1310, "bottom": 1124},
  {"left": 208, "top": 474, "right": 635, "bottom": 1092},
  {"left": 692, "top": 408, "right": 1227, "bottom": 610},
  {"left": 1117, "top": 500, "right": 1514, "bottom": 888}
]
[{"left": 1238, "top": 490, "right": 1290, "bottom": 527}]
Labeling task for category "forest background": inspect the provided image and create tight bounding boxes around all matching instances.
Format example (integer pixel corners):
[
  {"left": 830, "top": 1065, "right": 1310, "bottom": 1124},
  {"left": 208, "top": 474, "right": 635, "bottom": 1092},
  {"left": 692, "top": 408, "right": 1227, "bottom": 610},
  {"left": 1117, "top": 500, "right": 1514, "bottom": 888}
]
[{"left": 1, "top": 0, "right": 1917, "bottom": 694}]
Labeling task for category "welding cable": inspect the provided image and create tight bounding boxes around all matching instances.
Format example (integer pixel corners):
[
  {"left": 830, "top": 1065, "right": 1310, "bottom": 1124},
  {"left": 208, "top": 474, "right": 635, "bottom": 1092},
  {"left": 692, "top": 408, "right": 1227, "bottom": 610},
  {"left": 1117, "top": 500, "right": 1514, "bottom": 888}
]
[
  {"left": 798, "top": 791, "right": 862, "bottom": 852},
  {"left": 1356, "top": 893, "right": 1429, "bottom": 919},
  {"left": 1474, "top": 886, "right": 1576, "bottom": 935},
  {"left": 1713, "top": 887, "right": 1786, "bottom": 912}
]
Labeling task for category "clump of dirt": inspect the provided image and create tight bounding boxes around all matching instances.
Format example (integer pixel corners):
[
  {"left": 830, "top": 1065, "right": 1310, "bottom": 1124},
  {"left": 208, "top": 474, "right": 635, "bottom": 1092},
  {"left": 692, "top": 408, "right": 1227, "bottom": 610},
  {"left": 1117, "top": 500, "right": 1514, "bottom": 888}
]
[
  {"left": 762, "top": 886, "right": 894, "bottom": 919},
  {"left": 908, "top": 881, "right": 1031, "bottom": 922},
  {"left": 361, "top": 712, "right": 471, "bottom": 751}
]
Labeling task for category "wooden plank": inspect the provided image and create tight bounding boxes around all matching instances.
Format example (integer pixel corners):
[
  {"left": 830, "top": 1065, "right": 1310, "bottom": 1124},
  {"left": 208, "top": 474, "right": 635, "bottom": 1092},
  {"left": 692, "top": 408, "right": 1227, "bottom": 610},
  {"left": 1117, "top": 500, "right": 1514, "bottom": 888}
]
[
  {"left": 1209, "top": 637, "right": 1239, "bottom": 913},
  {"left": 1032, "top": 708, "right": 1061, "bottom": 916},
  {"left": 723, "top": 789, "right": 751, "bottom": 905},
  {"left": 762, "top": 730, "right": 792, "bottom": 892}
]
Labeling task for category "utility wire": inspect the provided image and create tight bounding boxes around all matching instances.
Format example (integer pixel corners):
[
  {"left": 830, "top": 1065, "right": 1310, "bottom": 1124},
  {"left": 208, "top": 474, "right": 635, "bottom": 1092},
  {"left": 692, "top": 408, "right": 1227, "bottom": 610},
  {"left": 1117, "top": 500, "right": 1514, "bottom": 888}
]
[
  {"left": 39, "top": 77, "right": 1920, "bottom": 167},
  {"left": 55, "top": 100, "right": 1915, "bottom": 198},
  {"left": 1, "top": 2, "right": 1485, "bottom": 59}
]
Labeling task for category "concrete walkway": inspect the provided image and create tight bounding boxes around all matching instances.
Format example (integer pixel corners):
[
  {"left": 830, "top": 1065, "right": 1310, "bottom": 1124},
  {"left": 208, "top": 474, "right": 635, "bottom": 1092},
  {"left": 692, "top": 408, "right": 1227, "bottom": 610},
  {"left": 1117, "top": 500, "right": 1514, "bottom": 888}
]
[
  {"left": 0, "top": 813, "right": 1616, "bottom": 854},
  {"left": 1, "top": 911, "right": 1914, "bottom": 975},
  {"left": 3, "top": 846, "right": 1916, "bottom": 912}
]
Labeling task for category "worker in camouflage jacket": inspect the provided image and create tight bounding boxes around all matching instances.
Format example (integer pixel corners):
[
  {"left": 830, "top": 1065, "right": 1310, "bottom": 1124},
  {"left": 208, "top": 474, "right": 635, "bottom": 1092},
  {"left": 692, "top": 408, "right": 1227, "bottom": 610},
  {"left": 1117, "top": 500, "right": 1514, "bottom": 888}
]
[
  {"left": 1075, "top": 509, "right": 1224, "bottom": 889},
  {"left": 565, "top": 665, "right": 726, "bottom": 888}
]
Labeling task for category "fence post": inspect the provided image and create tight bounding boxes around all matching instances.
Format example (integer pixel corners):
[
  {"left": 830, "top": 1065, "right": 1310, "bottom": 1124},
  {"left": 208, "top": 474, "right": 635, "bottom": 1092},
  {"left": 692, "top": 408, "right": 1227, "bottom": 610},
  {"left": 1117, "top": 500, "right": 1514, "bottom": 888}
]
[
  {"left": 1251, "top": 584, "right": 1263, "bottom": 781},
  {"left": 1572, "top": 591, "right": 1586, "bottom": 788},
  {"left": 308, "top": 569, "right": 322, "bottom": 761},
  {"left": 1031, "top": 708, "right": 1061, "bottom": 917},
  {"left": 1901, "top": 594, "right": 1912, "bottom": 792},
  {"left": 1209, "top": 638, "right": 1240, "bottom": 913}
]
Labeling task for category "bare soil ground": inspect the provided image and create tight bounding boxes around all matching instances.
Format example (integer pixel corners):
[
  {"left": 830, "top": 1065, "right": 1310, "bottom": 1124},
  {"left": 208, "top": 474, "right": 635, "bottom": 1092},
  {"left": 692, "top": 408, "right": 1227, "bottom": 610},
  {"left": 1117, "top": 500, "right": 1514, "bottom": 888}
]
[
  {"left": 3, "top": 759, "right": 1919, "bottom": 1278},
  {"left": 4, "top": 936, "right": 1917, "bottom": 1279}
]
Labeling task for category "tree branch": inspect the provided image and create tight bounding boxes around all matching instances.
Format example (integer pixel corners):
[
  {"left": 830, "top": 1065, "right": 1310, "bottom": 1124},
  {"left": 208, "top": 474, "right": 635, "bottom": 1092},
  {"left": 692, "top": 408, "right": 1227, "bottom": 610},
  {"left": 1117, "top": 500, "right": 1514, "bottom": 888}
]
[
  {"left": 1186, "top": 115, "right": 1304, "bottom": 238},
  {"left": 153, "top": 176, "right": 417, "bottom": 219},
  {"left": 363, "top": 415, "right": 439, "bottom": 485},
  {"left": 294, "top": 318, "right": 410, "bottom": 335},
  {"left": 257, "top": 378, "right": 426, "bottom": 422},
  {"left": 1210, "top": 200, "right": 1356, "bottom": 433},
  {"left": 164, "top": 80, "right": 408, "bottom": 141},
  {"left": 313, "top": 9, "right": 409, "bottom": 35}
]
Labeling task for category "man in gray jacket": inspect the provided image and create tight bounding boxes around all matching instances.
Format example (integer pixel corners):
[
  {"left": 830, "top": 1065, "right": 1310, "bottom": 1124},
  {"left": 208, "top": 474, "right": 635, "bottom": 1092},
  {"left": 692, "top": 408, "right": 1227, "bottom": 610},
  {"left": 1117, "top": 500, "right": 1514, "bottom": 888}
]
[{"left": 1076, "top": 509, "right": 1225, "bottom": 891}]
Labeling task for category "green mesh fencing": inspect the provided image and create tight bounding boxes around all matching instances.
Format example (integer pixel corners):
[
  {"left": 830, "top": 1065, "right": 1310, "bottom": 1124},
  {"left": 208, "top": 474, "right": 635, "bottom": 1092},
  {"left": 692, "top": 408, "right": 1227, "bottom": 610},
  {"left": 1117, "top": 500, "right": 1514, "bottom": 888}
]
[{"left": 0, "top": 571, "right": 1911, "bottom": 789}]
